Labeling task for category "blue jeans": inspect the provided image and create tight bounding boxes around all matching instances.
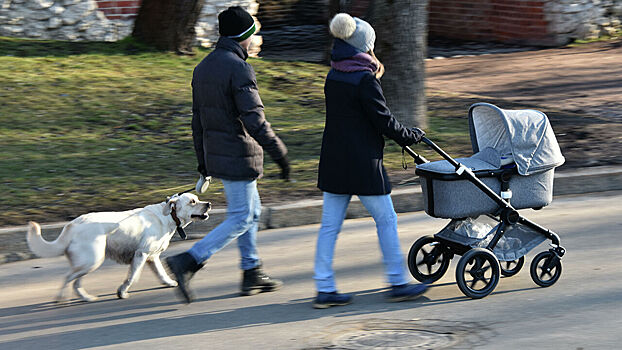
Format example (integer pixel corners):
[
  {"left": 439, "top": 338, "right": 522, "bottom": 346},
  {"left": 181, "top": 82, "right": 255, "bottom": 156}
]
[
  {"left": 314, "top": 192, "right": 410, "bottom": 292},
  {"left": 188, "top": 179, "right": 261, "bottom": 270}
]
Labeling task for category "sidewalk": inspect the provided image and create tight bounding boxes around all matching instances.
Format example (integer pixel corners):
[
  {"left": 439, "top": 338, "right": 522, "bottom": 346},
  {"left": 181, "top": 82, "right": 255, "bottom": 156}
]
[
  {"left": 2, "top": 165, "right": 622, "bottom": 264},
  {"left": 1, "top": 191, "right": 621, "bottom": 349}
]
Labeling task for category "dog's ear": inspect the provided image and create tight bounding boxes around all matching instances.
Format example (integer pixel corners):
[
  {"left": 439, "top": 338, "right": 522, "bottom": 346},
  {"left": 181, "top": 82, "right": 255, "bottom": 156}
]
[{"left": 163, "top": 197, "right": 179, "bottom": 216}]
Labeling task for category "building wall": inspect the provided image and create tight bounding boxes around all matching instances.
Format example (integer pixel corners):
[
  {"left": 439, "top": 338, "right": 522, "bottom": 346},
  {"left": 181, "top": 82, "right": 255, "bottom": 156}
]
[
  {"left": 429, "top": 0, "right": 622, "bottom": 46},
  {"left": 1, "top": 0, "right": 620, "bottom": 47},
  {"left": 94, "top": 0, "right": 141, "bottom": 21},
  {"left": 0, "top": 0, "right": 260, "bottom": 51}
]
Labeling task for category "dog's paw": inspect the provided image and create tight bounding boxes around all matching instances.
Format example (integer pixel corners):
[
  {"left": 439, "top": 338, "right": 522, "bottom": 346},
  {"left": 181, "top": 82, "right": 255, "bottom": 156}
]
[{"left": 163, "top": 280, "right": 178, "bottom": 288}]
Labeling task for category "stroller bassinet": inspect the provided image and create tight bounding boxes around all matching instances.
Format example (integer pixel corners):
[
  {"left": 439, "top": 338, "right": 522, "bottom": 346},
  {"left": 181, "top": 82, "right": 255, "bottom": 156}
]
[{"left": 416, "top": 103, "right": 565, "bottom": 219}]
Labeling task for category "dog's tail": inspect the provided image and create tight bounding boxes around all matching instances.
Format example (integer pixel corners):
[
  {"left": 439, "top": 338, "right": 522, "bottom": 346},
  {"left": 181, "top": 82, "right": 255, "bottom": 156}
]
[{"left": 26, "top": 221, "right": 72, "bottom": 258}]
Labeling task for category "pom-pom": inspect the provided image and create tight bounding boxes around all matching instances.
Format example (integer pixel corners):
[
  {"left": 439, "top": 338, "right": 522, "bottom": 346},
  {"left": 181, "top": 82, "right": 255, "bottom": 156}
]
[{"left": 330, "top": 13, "right": 356, "bottom": 39}]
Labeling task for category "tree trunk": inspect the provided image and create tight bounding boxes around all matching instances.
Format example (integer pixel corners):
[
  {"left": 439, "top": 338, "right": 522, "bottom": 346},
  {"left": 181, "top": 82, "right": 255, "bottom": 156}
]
[
  {"left": 132, "top": 0, "right": 204, "bottom": 55},
  {"left": 369, "top": 0, "right": 429, "bottom": 128}
]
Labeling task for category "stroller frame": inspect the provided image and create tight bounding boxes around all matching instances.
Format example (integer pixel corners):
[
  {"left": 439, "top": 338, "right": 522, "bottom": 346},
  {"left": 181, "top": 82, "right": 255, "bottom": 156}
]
[{"left": 404, "top": 137, "right": 566, "bottom": 299}]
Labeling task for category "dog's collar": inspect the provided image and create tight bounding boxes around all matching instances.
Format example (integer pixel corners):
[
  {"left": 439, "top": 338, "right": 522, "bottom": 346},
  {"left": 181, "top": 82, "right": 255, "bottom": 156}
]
[{"left": 170, "top": 208, "right": 187, "bottom": 240}]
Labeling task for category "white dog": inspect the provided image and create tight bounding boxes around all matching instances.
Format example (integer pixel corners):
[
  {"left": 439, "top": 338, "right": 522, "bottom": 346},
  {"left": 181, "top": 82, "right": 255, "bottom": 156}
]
[{"left": 26, "top": 193, "right": 211, "bottom": 302}]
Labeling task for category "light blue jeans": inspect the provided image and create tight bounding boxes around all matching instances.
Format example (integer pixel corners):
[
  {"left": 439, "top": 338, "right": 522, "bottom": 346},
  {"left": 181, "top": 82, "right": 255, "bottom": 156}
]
[
  {"left": 314, "top": 192, "right": 410, "bottom": 292},
  {"left": 188, "top": 179, "right": 261, "bottom": 270}
]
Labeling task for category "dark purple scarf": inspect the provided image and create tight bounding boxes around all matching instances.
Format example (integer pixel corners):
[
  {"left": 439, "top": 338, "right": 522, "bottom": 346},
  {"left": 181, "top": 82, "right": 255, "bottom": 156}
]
[{"left": 331, "top": 52, "right": 378, "bottom": 73}]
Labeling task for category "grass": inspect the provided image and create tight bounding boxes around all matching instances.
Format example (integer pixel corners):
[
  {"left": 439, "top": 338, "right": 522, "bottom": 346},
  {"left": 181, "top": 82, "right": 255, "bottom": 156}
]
[
  {"left": 0, "top": 37, "right": 472, "bottom": 226},
  {"left": 569, "top": 29, "right": 622, "bottom": 46}
]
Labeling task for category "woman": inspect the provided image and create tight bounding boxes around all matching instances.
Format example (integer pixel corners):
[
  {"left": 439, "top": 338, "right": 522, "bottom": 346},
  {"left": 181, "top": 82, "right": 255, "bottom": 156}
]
[{"left": 313, "top": 13, "right": 428, "bottom": 309}]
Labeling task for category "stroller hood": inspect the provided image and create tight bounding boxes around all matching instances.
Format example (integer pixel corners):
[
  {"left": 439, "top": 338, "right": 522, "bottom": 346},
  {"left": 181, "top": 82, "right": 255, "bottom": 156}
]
[{"left": 468, "top": 103, "right": 565, "bottom": 175}]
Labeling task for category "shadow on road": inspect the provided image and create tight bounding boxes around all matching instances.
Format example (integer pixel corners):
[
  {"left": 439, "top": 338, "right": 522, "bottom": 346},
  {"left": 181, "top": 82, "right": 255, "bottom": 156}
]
[{"left": 0, "top": 282, "right": 542, "bottom": 349}]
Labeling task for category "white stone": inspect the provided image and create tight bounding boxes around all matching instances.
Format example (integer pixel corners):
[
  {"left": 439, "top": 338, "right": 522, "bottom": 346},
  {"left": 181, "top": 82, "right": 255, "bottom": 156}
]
[
  {"left": 2, "top": 24, "right": 23, "bottom": 34},
  {"left": 77, "top": 20, "right": 91, "bottom": 31},
  {"left": 58, "top": 26, "right": 79, "bottom": 40},
  {"left": 7, "top": 15, "right": 23, "bottom": 25},
  {"left": 84, "top": 23, "right": 106, "bottom": 40},
  {"left": 47, "top": 16, "right": 62, "bottom": 29},
  {"left": 28, "top": 9, "right": 52, "bottom": 21},
  {"left": 28, "top": 0, "right": 54, "bottom": 10},
  {"left": 563, "top": 3, "right": 591, "bottom": 13},
  {"left": 597, "top": 17, "right": 611, "bottom": 26},
  {"left": 50, "top": 5, "right": 66, "bottom": 15},
  {"left": 601, "top": 26, "right": 619, "bottom": 35},
  {"left": 202, "top": 4, "right": 217, "bottom": 15},
  {"left": 62, "top": 1, "right": 96, "bottom": 25}
]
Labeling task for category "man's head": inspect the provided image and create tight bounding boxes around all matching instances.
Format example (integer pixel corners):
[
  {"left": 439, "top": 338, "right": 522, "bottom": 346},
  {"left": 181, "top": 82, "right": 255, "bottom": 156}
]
[{"left": 218, "top": 6, "right": 256, "bottom": 50}]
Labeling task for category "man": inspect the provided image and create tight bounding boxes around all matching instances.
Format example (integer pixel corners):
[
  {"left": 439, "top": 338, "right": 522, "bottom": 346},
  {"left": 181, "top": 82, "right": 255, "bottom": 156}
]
[{"left": 166, "top": 6, "right": 290, "bottom": 304}]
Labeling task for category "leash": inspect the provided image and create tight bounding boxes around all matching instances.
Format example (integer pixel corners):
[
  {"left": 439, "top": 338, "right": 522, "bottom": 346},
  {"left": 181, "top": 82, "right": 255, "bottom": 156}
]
[{"left": 170, "top": 207, "right": 188, "bottom": 240}]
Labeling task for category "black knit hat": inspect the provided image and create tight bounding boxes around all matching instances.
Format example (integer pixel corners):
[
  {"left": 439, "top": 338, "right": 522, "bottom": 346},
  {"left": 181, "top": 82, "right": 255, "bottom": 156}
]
[{"left": 218, "top": 6, "right": 256, "bottom": 42}]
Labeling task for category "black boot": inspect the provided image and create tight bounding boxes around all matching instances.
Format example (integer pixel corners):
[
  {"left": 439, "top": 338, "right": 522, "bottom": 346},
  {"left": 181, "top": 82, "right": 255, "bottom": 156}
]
[
  {"left": 165, "top": 252, "right": 203, "bottom": 303},
  {"left": 241, "top": 265, "right": 283, "bottom": 296}
]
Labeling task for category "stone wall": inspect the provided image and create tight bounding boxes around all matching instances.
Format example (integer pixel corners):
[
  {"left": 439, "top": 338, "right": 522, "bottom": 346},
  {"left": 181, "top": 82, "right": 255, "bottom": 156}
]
[
  {"left": 545, "top": 0, "right": 622, "bottom": 44},
  {"left": 0, "top": 0, "right": 261, "bottom": 52},
  {"left": 428, "top": 0, "right": 622, "bottom": 46},
  {"left": 0, "top": 0, "right": 133, "bottom": 41}
]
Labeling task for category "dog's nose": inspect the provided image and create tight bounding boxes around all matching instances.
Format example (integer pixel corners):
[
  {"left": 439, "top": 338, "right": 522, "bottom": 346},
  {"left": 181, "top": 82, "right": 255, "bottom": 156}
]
[{"left": 206, "top": 202, "right": 212, "bottom": 210}]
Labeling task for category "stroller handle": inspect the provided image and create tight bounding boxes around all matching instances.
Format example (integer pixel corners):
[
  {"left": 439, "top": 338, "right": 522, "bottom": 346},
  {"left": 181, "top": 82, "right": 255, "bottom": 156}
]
[{"left": 403, "top": 137, "right": 461, "bottom": 168}]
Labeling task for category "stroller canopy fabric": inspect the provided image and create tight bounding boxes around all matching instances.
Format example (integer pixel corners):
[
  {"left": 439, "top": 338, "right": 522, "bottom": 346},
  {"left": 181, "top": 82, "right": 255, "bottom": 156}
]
[{"left": 468, "top": 103, "right": 565, "bottom": 175}]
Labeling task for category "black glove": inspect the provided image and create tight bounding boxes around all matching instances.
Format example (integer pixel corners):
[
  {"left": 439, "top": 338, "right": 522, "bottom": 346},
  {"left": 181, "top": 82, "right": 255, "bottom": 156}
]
[
  {"left": 275, "top": 156, "right": 290, "bottom": 181},
  {"left": 410, "top": 127, "right": 426, "bottom": 144}
]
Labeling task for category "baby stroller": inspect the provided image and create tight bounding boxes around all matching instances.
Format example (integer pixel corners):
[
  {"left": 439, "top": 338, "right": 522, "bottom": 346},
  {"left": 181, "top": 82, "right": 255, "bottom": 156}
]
[{"left": 404, "top": 103, "right": 566, "bottom": 299}]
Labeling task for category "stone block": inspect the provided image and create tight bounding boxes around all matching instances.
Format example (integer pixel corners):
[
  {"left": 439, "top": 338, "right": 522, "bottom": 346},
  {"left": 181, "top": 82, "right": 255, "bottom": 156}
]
[
  {"left": 7, "top": 15, "right": 23, "bottom": 25},
  {"left": 62, "top": 1, "right": 96, "bottom": 25},
  {"left": 28, "top": 9, "right": 52, "bottom": 21},
  {"left": 47, "top": 16, "right": 62, "bottom": 29},
  {"left": 50, "top": 5, "right": 66, "bottom": 15},
  {"left": 28, "top": 0, "right": 54, "bottom": 10},
  {"left": 2, "top": 24, "right": 23, "bottom": 34}
]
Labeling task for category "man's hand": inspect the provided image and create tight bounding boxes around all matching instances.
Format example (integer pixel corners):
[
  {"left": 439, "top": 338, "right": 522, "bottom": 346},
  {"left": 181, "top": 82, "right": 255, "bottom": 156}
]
[
  {"left": 195, "top": 174, "right": 212, "bottom": 194},
  {"left": 275, "top": 156, "right": 290, "bottom": 181}
]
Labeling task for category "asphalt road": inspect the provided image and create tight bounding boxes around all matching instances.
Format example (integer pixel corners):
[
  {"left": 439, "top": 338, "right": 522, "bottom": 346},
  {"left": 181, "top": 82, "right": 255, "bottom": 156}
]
[{"left": 0, "top": 191, "right": 620, "bottom": 349}]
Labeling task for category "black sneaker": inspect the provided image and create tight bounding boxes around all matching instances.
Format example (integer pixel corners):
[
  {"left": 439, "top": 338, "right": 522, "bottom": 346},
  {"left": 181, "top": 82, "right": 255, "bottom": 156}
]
[
  {"left": 312, "top": 292, "right": 353, "bottom": 309},
  {"left": 240, "top": 266, "right": 283, "bottom": 296},
  {"left": 165, "top": 252, "right": 203, "bottom": 304}
]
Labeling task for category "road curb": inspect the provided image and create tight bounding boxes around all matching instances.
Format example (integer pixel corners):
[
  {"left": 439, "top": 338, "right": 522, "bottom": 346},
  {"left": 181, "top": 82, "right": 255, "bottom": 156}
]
[{"left": 2, "top": 165, "right": 621, "bottom": 264}]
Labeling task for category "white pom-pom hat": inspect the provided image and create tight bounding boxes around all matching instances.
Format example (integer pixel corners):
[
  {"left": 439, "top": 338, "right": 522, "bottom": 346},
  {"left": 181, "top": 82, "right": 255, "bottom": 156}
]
[{"left": 329, "top": 13, "right": 376, "bottom": 53}]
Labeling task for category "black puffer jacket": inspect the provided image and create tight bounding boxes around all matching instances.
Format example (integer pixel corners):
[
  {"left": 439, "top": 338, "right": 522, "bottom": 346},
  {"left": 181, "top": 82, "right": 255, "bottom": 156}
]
[
  {"left": 318, "top": 41, "right": 421, "bottom": 195},
  {"left": 192, "top": 37, "right": 287, "bottom": 180}
]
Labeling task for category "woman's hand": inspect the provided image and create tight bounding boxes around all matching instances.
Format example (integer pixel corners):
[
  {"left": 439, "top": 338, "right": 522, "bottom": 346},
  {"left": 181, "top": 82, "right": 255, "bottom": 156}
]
[{"left": 411, "top": 127, "right": 426, "bottom": 144}]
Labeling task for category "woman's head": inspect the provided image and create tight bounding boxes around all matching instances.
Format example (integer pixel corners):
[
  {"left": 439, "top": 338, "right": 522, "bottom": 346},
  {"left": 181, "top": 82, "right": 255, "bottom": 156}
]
[
  {"left": 329, "top": 13, "right": 384, "bottom": 79},
  {"left": 329, "top": 13, "right": 376, "bottom": 53}
]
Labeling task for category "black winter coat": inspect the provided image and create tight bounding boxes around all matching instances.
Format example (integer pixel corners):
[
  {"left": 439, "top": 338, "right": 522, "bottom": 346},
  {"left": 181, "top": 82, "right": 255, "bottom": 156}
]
[
  {"left": 318, "top": 54, "right": 421, "bottom": 195},
  {"left": 192, "top": 37, "right": 287, "bottom": 180}
]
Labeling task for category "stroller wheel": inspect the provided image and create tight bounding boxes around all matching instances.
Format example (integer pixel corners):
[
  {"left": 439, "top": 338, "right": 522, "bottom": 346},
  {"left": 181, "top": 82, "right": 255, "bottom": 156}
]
[
  {"left": 456, "top": 248, "right": 500, "bottom": 299},
  {"left": 530, "top": 251, "right": 562, "bottom": 287},
  {"left": 500, "top": 257, "right": 525, "bottom": 277},
  {"left": 408, "top": 235, "right": 450, "bottom": 283}
]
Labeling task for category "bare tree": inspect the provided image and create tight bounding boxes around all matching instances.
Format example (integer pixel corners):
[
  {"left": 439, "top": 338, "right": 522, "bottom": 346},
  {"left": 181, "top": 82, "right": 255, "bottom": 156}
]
[
  {"left": 369, "top": 0, "right": 429, "bottom": 128},
  {"left": 132, "top": 0, "right": 204, "bottom": 55}
]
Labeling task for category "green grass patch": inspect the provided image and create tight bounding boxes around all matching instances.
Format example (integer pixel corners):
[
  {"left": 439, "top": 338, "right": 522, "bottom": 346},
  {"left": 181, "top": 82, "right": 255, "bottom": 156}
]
[{"left": 0, "top": 37, "right": 471, "bottom": 226}]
